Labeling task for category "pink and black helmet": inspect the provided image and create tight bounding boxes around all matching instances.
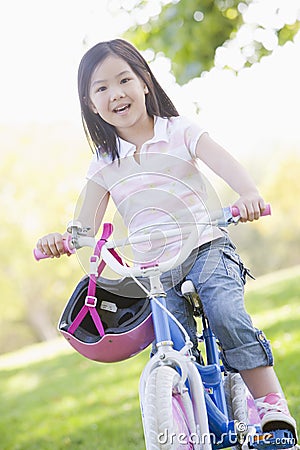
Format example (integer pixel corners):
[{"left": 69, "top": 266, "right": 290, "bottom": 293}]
[{"left": 58, "top": 276, "right": 154, "bottom": 363}]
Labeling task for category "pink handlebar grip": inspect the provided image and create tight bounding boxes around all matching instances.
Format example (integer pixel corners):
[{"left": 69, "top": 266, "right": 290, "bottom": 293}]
[
  {"left": 231, "top": 203, "right": 271, "bottom": 217},
  {"left": 33, "top": 237, "right": 75, "bottom": 261}
]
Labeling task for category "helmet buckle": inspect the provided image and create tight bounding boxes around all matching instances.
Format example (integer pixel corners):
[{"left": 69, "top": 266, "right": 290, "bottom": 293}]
[
  {"left": 89, "top": 255, "right": 100, "bottom": 275},
  {"left": 85, "top": 295, "right": 97, "bottom": 307}
]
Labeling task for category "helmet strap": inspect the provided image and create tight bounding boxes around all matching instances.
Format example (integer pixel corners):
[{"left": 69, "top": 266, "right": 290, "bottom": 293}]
[{"left": 67, "top": 223, "right": 125, "bottom": 337}]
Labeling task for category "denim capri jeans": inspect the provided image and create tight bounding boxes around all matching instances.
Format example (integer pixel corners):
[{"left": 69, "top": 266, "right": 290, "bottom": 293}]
[{"left": 160, "top": 235, "right": 274, "bottom": 372}]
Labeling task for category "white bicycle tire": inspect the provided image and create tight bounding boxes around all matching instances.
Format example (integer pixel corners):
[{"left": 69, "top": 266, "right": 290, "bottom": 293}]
[
  {"left": 224, "top": 373, "right": 260, "bottom": 449},
  {"left": 225, "top": 373, "right": 260, "bottom": 425},
  {"left": 225, "top": 373, "right": 249, "bottom": 424},
  {"left": 143, "top": 365, "right": 197, "bottom": 450}
]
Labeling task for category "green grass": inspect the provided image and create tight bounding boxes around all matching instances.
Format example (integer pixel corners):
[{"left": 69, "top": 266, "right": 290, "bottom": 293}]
[
  {"left": 0, "top": 267, "right": 299, "bottom": 450},
  {"left": 0, "top": 342, "right": 149, "bottom": 450},
  {"left": 244, "top": 266, "right": 300, "bottom": 424}
]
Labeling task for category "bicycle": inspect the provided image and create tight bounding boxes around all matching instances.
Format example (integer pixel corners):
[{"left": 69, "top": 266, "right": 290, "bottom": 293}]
[{"left": 34, "top": 204, "right": 296, "bottom": 450}]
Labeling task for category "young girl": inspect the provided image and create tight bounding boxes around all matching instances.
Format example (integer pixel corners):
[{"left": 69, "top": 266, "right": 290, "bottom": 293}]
[{"left": 37, "top": 39, "right": 296, "bottom": 440}]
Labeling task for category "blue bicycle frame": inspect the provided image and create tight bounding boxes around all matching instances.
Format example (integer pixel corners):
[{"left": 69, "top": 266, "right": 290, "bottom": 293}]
[{"left": 150, "top": 291, "right": 236, "bottom": 449}]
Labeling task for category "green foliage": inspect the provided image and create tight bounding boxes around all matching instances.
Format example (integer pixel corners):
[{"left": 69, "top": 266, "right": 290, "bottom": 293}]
[
  {"left": 0, "top": 268, "right": 299, "bottom": 449},
  {"left": 278, "top": 21, "right": 300, "bottom": 46},
  {"left": 124, "top": 0, "right": 243, "bottom": 84},
  {"left": 123, "top": 0, "right": 300, "bottom": 84}
]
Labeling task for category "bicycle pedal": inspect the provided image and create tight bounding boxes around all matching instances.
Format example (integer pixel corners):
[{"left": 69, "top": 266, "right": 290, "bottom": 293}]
[{"left": 244, "top": 429, "right": 295, "bottom": 450}]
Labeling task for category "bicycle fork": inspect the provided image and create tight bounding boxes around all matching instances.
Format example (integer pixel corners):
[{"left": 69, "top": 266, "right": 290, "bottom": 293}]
[
  {"left": 137, "top": 271, "right": 210, "bottom": 450},
  {"left": 146, "top": 271, "right": 237, "bottom": 449}
]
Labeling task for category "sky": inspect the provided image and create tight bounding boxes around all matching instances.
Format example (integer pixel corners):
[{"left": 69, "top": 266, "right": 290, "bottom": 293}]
[{"left": 1, "top": 0, "right": 300, "bottom": 159}]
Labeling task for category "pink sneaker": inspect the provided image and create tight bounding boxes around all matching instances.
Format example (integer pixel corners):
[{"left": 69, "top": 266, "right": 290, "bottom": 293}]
[{"left": 255, "top": 393, "right": 298, "bottom": 442}]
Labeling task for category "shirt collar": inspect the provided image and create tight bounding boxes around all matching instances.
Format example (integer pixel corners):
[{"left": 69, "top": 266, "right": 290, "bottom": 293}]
[{"left": 118, "top": 116, "right": 169, "bottom": 158}]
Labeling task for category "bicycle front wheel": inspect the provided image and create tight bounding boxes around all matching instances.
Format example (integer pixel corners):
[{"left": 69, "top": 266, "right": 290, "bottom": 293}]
[
  {"left": 143, "top": 365, "right": 197, "bottom": 450},
  {"left": 224, "top": 372, "right": 260, "bottom": 427}
]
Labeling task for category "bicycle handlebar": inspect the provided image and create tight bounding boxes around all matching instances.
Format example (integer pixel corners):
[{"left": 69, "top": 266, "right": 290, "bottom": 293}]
[
  {"left": 231, "top": 203, "right": 271, "bottom": 217},
  {"left": 33, "top": 236, "right": 75, "bottom": 261},
  {"left": 33, "top": 204, "right": 271, "bottom": 274}
]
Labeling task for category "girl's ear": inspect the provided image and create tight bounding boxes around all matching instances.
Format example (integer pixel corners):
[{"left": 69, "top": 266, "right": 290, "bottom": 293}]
[{"left": 144, "top": 85, "right": 149, "bottom": 94}]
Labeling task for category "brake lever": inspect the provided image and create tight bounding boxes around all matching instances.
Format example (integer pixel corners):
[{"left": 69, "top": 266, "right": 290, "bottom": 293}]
[
  {"left": 66, "top": 220, "right": 91, "bottom": 248},
  {"left": 216, "top": 206, "right": 240, "bottom": 227}
]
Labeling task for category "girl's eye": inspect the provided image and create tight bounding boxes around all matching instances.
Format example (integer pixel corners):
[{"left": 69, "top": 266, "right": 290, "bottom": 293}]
[
  {"left": 96, "top": 86, "right": 107, "bottom": 93},
  {"left": 120, "top": 78, "right": 130, "bottom": 84}
]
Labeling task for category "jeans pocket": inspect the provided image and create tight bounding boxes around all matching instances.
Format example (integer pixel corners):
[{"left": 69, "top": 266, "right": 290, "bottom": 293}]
[{"left": 221, "top": 247, "right": 254, "bottom": 285}]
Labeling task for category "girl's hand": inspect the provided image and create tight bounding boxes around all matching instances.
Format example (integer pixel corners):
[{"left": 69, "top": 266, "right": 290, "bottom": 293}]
[
  {"left": 36, "top": 232, "right": 71, "bottom": 258},
  {"left": 233, "top": 193, "right": 266, "bottom": 222}
]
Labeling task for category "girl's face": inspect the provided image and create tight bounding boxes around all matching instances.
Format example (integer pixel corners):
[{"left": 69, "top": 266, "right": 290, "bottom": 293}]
[{"left": 89, "top": 55, "right": 149, "bottom": 138}]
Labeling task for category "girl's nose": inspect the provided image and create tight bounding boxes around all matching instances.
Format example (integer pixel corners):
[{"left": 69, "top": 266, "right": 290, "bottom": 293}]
[{"left": 110, "top": 87, "right": 125, "bottom": 102}]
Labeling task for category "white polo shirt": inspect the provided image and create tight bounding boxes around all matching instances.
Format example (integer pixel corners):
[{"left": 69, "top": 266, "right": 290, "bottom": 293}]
[{"left": 86, "top": 115, "right": 224, "bottom": 264}]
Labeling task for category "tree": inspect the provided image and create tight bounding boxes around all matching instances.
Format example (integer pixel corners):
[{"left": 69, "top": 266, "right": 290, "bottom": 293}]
[{"left": 123, "top": 0, "right": 300, "bottom": 84}]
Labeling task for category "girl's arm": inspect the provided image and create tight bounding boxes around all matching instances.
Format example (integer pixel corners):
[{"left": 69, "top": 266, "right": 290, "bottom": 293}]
[
  {"left": 37, "top": 180, "right": 109, "bottom": 257},
  {"left": 76, "top": 180, "right": 110, "bottom": 237},
  {"left": 195, "top": 133, "right": 265, "bottom": 222}
]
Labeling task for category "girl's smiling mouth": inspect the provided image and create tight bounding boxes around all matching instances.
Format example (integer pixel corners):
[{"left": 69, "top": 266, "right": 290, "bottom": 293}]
[{"left": 113, "top": 104, "right": 131, "bottom": 114}]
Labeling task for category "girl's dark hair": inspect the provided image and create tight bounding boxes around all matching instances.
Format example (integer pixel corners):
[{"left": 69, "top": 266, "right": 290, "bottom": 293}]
[{"left": 78, "top": 38, "right": 179, "bottom": 161}]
